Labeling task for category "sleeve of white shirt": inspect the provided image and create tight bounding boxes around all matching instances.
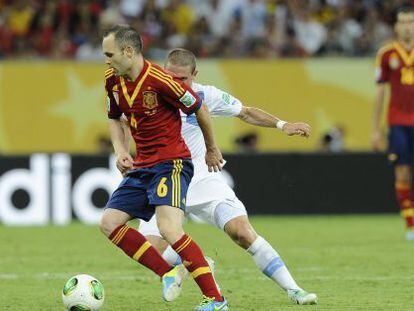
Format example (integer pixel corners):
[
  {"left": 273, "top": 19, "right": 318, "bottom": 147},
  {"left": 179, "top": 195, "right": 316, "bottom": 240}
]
[{"left": 202, "top": 85, "right": 243, "bottom": 117}]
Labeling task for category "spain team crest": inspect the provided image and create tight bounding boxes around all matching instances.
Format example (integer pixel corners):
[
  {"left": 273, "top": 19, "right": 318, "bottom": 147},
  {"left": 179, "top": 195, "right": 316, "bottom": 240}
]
[{"left": 142, "top": 91, "right": 158, "bottom": 109}]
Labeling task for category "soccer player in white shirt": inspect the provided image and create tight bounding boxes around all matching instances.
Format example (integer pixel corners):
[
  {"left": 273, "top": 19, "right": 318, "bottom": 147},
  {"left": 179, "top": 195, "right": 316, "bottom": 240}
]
[{"left": 136, "top": 49, "right": 318, "bottom": 305}]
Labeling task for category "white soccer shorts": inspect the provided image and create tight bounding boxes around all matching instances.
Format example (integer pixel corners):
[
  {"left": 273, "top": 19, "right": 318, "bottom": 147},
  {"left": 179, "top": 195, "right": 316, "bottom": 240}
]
[{"left": 139, "top": 175, "right": 247, "bottom": 237}]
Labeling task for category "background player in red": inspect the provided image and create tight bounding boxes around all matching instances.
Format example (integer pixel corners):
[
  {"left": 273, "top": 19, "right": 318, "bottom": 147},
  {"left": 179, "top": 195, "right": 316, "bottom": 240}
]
[
  {"left": 99, "top": 25, "right": 228, "bottom": 310},
  {"left": 373, "top": 6, "right": 414, "bottom": 241}
]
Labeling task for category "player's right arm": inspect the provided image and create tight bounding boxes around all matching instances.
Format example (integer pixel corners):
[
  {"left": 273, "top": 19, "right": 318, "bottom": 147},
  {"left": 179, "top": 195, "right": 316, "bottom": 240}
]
[
  {"left": 105, "top": 71, "right": 133, "bottom": 173},
  {"left": 372, "top": 47, "right": 390, "bottom": 151},
  {"left": 205, "top": 85, "right": 310, "bottom": 137}
]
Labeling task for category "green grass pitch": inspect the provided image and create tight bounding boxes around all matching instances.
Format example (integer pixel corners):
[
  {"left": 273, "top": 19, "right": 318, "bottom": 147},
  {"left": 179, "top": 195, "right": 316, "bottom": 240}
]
[{"left": 1, "top": 215, "right": 413, "bottom": 310}]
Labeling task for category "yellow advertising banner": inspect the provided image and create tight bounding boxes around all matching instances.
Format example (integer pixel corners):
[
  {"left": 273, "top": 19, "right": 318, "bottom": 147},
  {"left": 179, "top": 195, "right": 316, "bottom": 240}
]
[
  {"left": 0, "top": 62, "right": 107, "bottom": 153},
  {"left": 0, "top": 59, "right": 378, "bottom": 153}
]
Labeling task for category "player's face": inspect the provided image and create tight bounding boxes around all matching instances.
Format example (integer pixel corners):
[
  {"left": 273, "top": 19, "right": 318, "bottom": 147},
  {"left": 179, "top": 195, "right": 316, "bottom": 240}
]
[
  {"left": 395, "top": 12, "right": 414, "bottom": 41},
  {"left": 164, "top": 62, "right": 197, "bottom": 87},
  {"left": 102, "top": 34, "right": 131, "bottom": 76}
]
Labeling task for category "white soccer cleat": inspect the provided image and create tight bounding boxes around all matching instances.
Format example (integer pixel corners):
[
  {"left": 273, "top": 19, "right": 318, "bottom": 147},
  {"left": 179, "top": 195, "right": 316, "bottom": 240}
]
[
  {"left": 205, "top": 256, "right": 221, "bottom": 292},
  {"left": 205, "top": 256, "right": 216, "bottom": 274},
  {"left": 287, "top": 289, "right": 318, "bottom": 305},
  {"left": 162, "top": 264, "right": 187, "bottom": 302},
  {"left": 406, "top": 230, "right": 414, "bottom": 241}
]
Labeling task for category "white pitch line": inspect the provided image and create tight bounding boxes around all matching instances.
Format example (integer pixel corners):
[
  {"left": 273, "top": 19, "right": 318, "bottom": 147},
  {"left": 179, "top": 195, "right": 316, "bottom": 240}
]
[
  {"left": 0, "top": 274, "right": 18, "bottom": 279},
  {"left": 0, "top": 272, "right": 155, "bottom": 281},
  {"left": 1, "top": 272, "right": 413, "bottom": 282}
]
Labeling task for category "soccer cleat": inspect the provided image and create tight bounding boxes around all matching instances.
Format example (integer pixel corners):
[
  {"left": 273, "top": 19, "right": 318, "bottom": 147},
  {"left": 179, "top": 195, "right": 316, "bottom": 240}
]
[
  {"left": 204, "top": 256, "right": 222, "bottom": 292},
  {"left": 287, "top": 289, "right": 318, "bottom": 305},
  {"left": 194, "top": 295, "right": 229, "bottom": 311},
  {"left": 205, "top": 256, "right": 216, "bottom": 274},
  {"left": 162, "top": 264, "right": 187, "bottom": 302},
  {"left": 406, "top": 230, "right": 414, "bottom": 241}
]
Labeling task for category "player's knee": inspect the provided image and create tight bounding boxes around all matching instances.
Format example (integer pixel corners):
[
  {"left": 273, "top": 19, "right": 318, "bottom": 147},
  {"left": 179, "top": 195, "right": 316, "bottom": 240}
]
[
  {"left": 226, "top": 219, "right": 257, "bottom": 249},
  {"left": 158, "top": 222, "right": 183, "bottom": 244},
  {"left": 99, "top": 214, "right": 120, "bottom": 237}
]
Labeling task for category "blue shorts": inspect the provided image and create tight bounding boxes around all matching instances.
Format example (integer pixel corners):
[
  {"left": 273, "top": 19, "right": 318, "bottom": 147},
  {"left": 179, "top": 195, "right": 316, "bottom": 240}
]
[
  {"left": 388, "top": 126, "right": 414, "bottom": 165},
  {"left": 106, "top": 159, "right": 193, "bottom": 221}
]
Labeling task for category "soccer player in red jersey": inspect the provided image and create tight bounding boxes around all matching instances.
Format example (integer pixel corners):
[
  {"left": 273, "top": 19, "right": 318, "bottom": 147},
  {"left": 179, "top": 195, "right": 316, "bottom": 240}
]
[
  {"left": 373, "top": 7, "right": 414, "bottom": 240},
  {"left": 99, "top": 25, "right": 228, "bottom": 310}
]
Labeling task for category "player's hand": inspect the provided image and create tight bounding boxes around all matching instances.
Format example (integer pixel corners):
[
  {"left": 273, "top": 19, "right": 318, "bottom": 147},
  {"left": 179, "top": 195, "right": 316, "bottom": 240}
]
[
  {"left": 283, "top": 122, "right": 311, "bottom": 137},
  {"left": 116, "top": 152, "right": 133, "bottom": 175},
  {"left": 205, "top": 146, "right": 224, "bottom": 172},
  {"left": 371, "top": 130, "right": 383, "bottom": 151}
]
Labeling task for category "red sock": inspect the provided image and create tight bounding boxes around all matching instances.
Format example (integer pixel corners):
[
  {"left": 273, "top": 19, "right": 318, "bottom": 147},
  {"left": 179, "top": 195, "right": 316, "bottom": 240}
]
[
  {"left": 395, "top": 182, "right": 414, "bottom": 229},
  {"left": 172, "top": 234, "right": 222, "bottom": 301},
  {"left": 109, "top": 225, "right": 172, "bottom": 277}
]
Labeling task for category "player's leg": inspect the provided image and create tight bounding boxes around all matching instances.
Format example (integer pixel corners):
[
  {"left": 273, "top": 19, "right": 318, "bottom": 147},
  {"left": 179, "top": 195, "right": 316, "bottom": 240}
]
[
  {"left": 139, "top": 214, "right": 217, "bottom": 289},
  {"left": 138, "top": 214, "right": 177, "bottom": 264},
  {"left": 183, "top": 188, "right": 317, "bottom": 305},
  {"left": 101, "top": 177, "right": 174, "bottom": 278},
  {"left": 394, "top": 164, "right": 414, "bottom": 236},
  {"left": 221, "top": 209, "right": 317, "bottom": 305},
  {"left": 149, "top": 159, "right": 227, "bottom": 309},
  {"left": 388, "top": 126, "right": 414, "bottom": 239},
  {"left": 146, "top": 175, "right": 234, "bottom": 268},
  {"left": 156, "top": 205, "right": 226, "bottom": 308}
]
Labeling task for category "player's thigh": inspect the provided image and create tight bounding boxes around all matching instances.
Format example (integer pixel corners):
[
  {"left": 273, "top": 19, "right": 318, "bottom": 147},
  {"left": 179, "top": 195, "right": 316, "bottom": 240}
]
[
  {"left": 185, "top": 201, "right": 219, "bottom": 226},
  {"left": 388, "top": 126, "right": 412, "bottom": 165},
  {"left": 212, "top": 197, "right": 248, "bottom": 230},
  {"left": 106, "top": 175, "right": 154, "bottom": 221},
  {"left": 186, "top": 196, "right": 248, "bottom": 230},
  {"left": 185, "top": 174, "right": 238, "bottom": 225}
]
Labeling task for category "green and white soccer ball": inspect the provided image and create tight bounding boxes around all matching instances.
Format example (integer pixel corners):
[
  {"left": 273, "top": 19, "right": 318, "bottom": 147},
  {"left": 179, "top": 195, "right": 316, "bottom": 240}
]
[{"left": 62, "top": 274, "right": 105, "bottom": 311}]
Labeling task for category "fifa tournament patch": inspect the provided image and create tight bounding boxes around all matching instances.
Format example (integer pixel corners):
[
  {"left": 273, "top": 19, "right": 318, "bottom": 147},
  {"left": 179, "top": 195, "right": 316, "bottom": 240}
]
[
  {"left": 180, "top": 91, "right": 197, "bottom": 107},
  {"left": 222, "top": 92, "right": 230, "bottom": 104}
]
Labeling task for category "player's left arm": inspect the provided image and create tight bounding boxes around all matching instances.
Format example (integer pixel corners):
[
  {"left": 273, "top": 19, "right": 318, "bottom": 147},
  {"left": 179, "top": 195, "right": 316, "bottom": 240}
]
[
  {"left": 237, "top": 106, "right": 311, "bottom": 137},
  {"left": 173, "top": 87, "right": 225, "bottom": 172},
  {"left": 120, "top": 115, "right": 132, "bottom": 153}
]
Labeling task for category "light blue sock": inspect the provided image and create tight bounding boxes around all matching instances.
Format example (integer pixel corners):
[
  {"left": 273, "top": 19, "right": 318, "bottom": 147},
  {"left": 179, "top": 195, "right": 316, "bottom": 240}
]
[
  {"left": 247, "top": 236, "right": 299, "bottom": 291},
  {"left": 163, "top": 246, "right": 181, "bottom": 266}
]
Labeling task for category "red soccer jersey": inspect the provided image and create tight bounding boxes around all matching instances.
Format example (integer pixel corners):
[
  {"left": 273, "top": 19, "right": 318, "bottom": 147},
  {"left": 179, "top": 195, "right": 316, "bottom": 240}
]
[
  {"left": 105, "top": 60, "right": 201, "bottom": 168},
  {"left": 376, "top": 41, "right": 414, "bottom": 125}
]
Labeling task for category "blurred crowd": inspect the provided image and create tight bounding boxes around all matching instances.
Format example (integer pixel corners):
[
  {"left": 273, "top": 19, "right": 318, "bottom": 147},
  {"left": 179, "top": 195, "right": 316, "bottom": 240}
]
[{"left": 0, "top": 0, "right": 412, "bottom": 60}]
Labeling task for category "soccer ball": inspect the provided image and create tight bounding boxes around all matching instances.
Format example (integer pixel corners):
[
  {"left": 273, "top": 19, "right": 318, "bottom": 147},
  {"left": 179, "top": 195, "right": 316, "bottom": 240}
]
[{"left": 62, "top": 274, "right": 105, "bottom": 311}]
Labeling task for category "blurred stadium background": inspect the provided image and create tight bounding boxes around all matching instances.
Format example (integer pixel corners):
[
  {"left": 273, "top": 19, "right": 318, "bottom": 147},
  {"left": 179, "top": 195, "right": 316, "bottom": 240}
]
[{"left": 1, "top": 0, "right": 413, "bottom": 310}]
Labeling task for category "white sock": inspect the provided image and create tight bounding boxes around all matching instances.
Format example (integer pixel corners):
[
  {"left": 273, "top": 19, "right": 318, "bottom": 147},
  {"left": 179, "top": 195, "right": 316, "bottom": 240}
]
[
  {"left": 247, "top": 236, "right": 300, "bottom": 291},
  {"left": 162, "top": 245, "right": 182, "bottom": 266}
]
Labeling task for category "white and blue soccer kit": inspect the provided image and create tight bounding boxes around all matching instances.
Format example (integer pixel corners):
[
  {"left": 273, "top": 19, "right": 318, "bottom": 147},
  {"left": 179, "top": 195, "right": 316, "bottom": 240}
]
[{"left": 139, "top": 82, "right": 248, "bottom": 236}]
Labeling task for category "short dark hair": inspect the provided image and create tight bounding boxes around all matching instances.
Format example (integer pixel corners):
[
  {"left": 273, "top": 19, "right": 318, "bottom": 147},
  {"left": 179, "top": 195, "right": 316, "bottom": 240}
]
[
  {"left": 165, "top": 48, "right": 197, "bottom": 73},
  {"left": 395, "top": 5, "right": 414, "bottom": 22},
  {"left": 103, "top": 25, "right": 143, "bottom": 53}
]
